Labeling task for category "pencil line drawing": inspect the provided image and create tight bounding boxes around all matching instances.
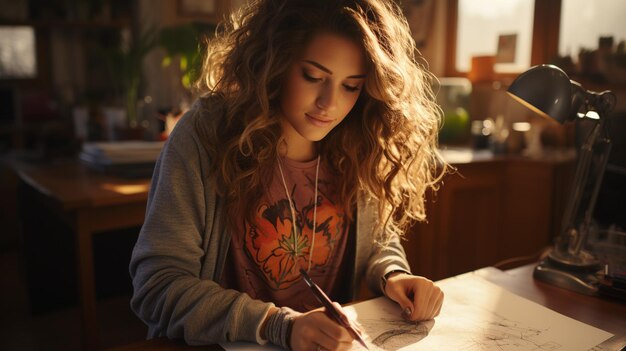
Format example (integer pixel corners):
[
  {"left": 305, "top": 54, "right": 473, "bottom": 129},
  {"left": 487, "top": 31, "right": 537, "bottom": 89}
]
[
  {"left": 353, "top": 311, "right": 561, "bottom": 351},
  {"left": 444, "top": 296, "right": 563, "bottom": 351},
  {"left": 221, "top": 272, "right": 612, "bottom": 351},
  {"left": 343, "top": 273, "right": 612, "bottom": 351},
  {"left": 356, "top": 318, "right": 434, "bottom": 350},
  {"left": 456, "top": 313, "right": 562, "bottom": 351}
]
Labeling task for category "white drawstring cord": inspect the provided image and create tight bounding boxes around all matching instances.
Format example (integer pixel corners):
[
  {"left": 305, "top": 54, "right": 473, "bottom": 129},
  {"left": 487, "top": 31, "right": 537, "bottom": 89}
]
[{"left": 276, "top": 155, "right": 320, "bottom": 273}]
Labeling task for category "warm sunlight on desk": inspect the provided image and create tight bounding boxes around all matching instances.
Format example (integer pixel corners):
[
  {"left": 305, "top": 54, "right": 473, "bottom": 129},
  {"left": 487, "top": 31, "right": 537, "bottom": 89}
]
[
  {"left": 220, "top": 269, "right": 613, "bottom": 351},
  {"left": 101, "top": 183, "right": 150, "bottom": 195},
  {"left": 350, "top": 271, "right": 612, "bottom": 351}
]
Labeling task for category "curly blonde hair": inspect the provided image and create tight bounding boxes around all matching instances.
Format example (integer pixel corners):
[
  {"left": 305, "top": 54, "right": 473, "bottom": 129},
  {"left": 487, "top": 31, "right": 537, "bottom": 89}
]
[{"left": 195, "top": 0, "right": 447, "bottom": 243}]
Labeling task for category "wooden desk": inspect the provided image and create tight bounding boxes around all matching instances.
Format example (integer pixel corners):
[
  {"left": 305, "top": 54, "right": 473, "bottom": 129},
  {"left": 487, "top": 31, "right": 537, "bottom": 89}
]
[
  {"left": 12, "top": 159, "right": 150, "bottom": 351},
  {"left": 109, "top": 264, "right": 626, "bottom": 351}
]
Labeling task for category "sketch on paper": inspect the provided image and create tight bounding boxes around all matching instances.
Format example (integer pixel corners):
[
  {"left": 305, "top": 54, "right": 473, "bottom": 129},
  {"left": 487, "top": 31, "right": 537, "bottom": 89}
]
[
  {"left": 455, "top": 313, "right": 561, "bottom": 351},
  {"left": 363, "top": 318, "right": 433, "bottom": 350},
  {"left": 353, "top": 313, "right": 562, "bottom": 351},
  {"left": 344, "top": 273, "right": 612, "bottom": 351},
  {"left": 347, "top": 301, "right": 562, "bottom": 351},
  {"left": 221, "top": 271, "right": 612, "bottom": 351}
]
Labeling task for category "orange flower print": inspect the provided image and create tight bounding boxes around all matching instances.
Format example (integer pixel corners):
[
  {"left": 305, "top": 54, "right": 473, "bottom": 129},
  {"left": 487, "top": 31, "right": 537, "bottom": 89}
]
[{"left": 244, "top": 191, "right": 344, "bottom": 290}]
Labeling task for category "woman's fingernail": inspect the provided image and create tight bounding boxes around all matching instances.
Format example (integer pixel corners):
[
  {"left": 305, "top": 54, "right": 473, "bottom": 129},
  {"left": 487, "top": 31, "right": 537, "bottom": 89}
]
[{"left": 402, "top": 307, "right": 412, "bottom": 319}]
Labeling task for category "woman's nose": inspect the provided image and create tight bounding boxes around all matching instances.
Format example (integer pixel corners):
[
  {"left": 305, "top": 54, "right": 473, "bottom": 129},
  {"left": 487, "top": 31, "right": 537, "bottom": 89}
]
[{"left": 316, "top": 84, "right": 338, "bottom": 112}]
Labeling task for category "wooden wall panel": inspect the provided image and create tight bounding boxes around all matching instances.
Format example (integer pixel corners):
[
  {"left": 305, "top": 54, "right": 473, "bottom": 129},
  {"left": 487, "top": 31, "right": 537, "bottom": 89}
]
[{"left": 404, "top": 157, "right": 574, "bottom": 281}]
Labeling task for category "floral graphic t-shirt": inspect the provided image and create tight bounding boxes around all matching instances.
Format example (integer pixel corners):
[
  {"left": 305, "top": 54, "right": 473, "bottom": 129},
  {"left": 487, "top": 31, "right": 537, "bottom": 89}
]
[{"left": 221, "top": 157, "right": 350, "bottom": 312}]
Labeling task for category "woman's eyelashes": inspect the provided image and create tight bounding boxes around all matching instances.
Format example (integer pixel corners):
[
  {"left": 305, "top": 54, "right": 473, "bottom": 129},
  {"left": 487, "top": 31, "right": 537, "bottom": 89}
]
[
  {"left": 343, "top": 84, "right": 361, "bottom": 92},
  {"left": 302, "top": 70, "right": 322, "bottom": 82},
  {"left": 301, "top": 70, "right": 361, "bottom": 93}
]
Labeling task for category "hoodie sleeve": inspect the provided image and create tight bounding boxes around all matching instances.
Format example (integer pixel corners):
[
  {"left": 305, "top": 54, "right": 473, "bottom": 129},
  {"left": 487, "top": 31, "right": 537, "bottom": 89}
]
[
  {"left": 129, "top": 107, "right": 273, "bottom": 345},
  {"left": 356, "top": 196, "right": 412, "bottom": 295}
]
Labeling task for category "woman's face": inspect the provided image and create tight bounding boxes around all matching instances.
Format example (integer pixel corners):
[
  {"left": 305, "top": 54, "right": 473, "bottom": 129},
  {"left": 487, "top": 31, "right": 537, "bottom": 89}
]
[{"left": 278, "top": 32, "right": 366, "bottom": 158}]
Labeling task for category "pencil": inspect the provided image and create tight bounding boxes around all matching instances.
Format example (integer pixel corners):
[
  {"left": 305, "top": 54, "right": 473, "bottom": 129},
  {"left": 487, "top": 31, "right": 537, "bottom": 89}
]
[{"left": 300, "top": 268, "right": 369, "bottom": 349}]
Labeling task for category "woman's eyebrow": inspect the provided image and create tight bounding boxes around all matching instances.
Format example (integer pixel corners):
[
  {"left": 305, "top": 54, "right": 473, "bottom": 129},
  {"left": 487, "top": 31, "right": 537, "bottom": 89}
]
[{"left": 303, "top": 60, "right": 366, "bottom": 79}]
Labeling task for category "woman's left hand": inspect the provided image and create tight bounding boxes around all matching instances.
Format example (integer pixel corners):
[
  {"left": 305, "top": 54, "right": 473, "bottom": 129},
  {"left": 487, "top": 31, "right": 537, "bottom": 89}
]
[{"left": 383, "top": 273, "right": 443, "bottom": 321}]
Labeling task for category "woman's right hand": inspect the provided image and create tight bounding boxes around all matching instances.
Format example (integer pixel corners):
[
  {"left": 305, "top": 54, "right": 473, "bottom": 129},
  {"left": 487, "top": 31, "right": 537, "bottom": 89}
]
[{"left": 290, "top": 306, "right": 355, "bottom": 351}]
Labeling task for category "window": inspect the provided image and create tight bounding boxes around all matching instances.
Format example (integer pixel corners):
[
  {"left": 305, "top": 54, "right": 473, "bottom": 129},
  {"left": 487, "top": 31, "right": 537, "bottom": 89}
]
[
  {"left": 0, "top": 26, "right": 37, "bottom": 79},
  {"left": 455, "top": 0, "right": 534, "bottom": 74},
  {"left": 559, "top": 0, "right": 626, "bottom": 57},
  {"left": 448, "top": 0, "right": 626, "bottom": 79}
]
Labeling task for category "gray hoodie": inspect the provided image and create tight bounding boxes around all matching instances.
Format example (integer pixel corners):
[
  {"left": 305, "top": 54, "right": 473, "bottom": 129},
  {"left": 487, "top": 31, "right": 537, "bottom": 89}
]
[{"left": 129, "top": 98, "right": 411, "bottom": 345}]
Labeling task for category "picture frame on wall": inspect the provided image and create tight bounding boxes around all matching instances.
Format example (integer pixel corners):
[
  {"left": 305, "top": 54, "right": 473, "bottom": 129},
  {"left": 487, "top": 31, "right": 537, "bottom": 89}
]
[
  {"left": 495, "top": 33, "right": 517, "bottom": 64},
  {"left": 178, "top": 0, "right": 219, "bottom": 18}
]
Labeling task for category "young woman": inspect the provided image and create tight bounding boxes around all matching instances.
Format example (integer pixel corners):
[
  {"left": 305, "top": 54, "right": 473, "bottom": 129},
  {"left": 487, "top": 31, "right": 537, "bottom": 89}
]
[{"left": 130, "top": 1, "right": 448, "bottom": 350}]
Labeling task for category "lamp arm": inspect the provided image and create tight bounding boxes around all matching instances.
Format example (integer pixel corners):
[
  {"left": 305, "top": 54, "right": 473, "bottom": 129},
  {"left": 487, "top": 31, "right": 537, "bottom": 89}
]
[
  {"left": 557, "top": 87, "right": 615, "bottom": 254},
  {"left": 574, "top": 120, "right": 612, "bottom": 255},
  {"left": 557, "top": 121, "right": 602, "bottom": 255}
]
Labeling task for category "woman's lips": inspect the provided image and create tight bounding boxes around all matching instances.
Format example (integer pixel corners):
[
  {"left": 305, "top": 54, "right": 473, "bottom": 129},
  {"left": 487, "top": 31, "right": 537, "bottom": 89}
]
[{"left": 306, "top": 113, "right": 334, "bottom": 127}]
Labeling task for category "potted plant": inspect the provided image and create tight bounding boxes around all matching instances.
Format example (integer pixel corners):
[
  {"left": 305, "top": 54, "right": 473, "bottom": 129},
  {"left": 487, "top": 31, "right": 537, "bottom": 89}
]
[
  {"left": 103, "top": 26, "right": 158, "bottom": 139},
  {"left": 159, "top": 22, "right": 215, "bottom": 107},
  {"left": 154, "top": 23, "right": 214, "bottom": 138}
]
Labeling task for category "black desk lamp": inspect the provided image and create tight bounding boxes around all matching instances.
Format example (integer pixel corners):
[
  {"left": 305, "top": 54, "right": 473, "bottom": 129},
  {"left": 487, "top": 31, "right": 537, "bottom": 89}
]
[{"left": 507, "top": 64, "right": 617, "bottom": 295}]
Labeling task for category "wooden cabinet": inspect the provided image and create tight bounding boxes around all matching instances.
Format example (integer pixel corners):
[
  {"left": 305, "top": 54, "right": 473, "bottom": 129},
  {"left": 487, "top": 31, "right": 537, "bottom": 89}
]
[{"left": 403, "top": 154, "right": 574, "bottom": 281}]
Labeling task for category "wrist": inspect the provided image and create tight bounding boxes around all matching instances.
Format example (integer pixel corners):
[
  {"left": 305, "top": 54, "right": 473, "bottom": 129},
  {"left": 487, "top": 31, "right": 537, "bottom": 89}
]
[{"left": 381, "top": 269, "right": 410, "bottom": 294}]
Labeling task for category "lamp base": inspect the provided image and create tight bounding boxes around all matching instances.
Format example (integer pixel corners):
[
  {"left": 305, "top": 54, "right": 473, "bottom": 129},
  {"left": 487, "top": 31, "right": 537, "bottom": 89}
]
[
  {"left": 533, "top": 258, "right": 600, "bottom": 296},
  {"left": 548, "top": 246, "right": 600, "bottom": 269}
]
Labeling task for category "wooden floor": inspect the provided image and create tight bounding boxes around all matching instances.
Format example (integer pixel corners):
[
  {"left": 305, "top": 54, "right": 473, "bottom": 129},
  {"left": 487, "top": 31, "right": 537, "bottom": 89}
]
[{"left": 0, "top": 249, "right": 147, "bottom": 350}]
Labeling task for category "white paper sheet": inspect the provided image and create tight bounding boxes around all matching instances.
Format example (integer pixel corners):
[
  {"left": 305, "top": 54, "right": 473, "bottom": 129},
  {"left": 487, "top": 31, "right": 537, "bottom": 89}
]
[{"left": 221, "top": 272, "right": 613, "bottom": 351}]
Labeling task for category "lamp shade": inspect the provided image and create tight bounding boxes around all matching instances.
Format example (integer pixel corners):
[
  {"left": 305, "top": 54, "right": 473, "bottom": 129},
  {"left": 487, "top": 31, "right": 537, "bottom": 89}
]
[{"left": 507, "top": 64, "right": 575, "bottom": 124}]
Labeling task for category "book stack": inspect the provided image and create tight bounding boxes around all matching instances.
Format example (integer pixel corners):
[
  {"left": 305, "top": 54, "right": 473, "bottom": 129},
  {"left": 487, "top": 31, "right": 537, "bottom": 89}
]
[{"left": 79, "top": 141, "right": 164, "bottom": 177}]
